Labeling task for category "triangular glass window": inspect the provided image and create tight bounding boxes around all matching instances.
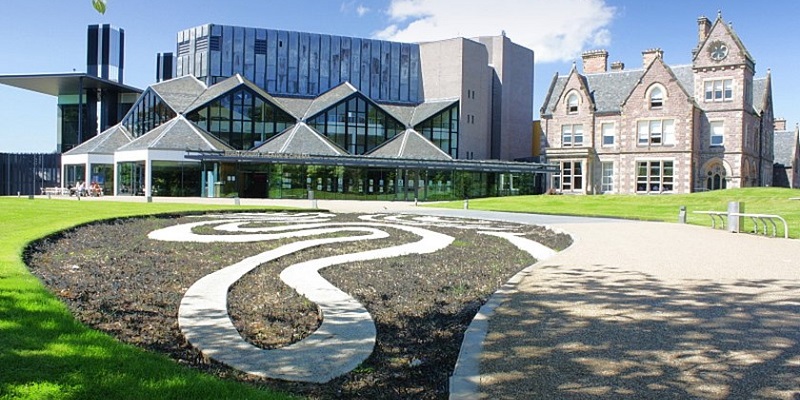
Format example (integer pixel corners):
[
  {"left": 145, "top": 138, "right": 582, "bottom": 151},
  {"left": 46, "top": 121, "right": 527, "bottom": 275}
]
[
  {"left": 186, "top": 87, "right": 295, "bottom": 150},
  {"left": 414, "top": 102, "right": 459, "bottom": 158},
  {"left": 121, "top": 88, "right": 177, "bottom": 138},
  {"left": 307, "top": 94, "right": 405, "bottom": 155}
]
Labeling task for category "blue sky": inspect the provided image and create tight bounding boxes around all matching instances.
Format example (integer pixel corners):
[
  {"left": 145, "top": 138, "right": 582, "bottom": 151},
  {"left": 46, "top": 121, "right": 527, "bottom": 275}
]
[{"left": 1, "top": 0, "right": 797, "bottom": 152}]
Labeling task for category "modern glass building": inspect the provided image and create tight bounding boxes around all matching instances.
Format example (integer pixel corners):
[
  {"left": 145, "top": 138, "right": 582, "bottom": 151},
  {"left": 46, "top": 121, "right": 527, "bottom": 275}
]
[{"left": 4, "top": 23, "right": 554, "bottom": 200}]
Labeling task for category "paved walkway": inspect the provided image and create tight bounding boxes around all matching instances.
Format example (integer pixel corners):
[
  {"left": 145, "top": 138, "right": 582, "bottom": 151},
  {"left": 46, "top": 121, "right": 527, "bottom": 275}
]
[{"left": 412, "top": 210, "right": 800, "bottom": 400}]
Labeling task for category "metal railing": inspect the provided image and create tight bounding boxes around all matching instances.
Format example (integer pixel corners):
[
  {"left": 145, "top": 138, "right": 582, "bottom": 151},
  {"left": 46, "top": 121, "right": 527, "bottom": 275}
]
[
  {"left": 693, "top": 211, "right": 789, "bottom": 238},
  {"left": 730, "top": 212, "right": 789, "bottom": 239},
  {"left": 693, "top": 210, "right": 728, "bottom": 230}
]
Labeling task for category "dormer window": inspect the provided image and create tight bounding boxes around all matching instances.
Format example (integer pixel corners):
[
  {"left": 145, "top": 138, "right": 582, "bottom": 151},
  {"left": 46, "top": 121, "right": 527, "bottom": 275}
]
[
  {"left": 649, "top": 85, "right": 664, "bottom": 109},
  {"left": 567, "top": 93, "right": 579, "bottom": 114}
]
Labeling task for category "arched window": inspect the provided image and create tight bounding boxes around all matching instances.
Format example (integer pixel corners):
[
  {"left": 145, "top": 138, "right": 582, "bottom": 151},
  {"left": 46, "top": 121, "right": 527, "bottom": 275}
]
[
  {"left": 567, "top": 93, "right": 579, "bottom": 114},
  {"left": 649, "top": 85, "right": 664, "bottom": 109},
  {"left": 705, "top": 161, "right": 727, "bottom": 191}
]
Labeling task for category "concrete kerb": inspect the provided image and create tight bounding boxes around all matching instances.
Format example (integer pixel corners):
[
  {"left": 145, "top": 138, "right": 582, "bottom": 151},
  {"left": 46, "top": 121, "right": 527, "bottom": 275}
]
[{"left": 448, "top": 231, "right": 563, "bottom": 400}]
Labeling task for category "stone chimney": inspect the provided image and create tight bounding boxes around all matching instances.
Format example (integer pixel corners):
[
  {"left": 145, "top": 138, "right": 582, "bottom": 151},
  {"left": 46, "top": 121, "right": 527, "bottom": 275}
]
[
  {"left": 774, "top": 118, "right": 787, "bottom": 131},
  {"left": 642, "top": 48, "right": 663, "bottom": 68},
  {"left": 698, "top": 16, "right": 712, "bottom": 44},
  {"left": 610, "top": 61, "right": 625, "bottom": 71},
  {"left": 582, "top": 50, "right": 608, "bottom": 74}
]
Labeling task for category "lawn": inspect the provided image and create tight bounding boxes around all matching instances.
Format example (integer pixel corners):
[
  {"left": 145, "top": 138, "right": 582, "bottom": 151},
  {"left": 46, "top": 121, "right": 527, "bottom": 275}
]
[
  {"left": 432, "top": 187, "right": 800, "bottom": 238},
  {"left": 0, "top": 198, "right": 299, "bottom": 400}
]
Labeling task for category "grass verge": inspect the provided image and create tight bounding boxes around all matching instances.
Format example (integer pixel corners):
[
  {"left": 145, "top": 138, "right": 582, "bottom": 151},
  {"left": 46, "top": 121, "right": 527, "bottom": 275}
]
[
  {"left": 0, "top": 198, "right": 299, "bottom": 400},
  {"left": 429, "top": 187, "right": 800, "bottom": 238}
]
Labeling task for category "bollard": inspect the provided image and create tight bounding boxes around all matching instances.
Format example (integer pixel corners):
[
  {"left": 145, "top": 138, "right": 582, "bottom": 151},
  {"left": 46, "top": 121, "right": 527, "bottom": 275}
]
[
  {"left": 678, "top": 206, "right": 687, "bottom": 224},
  {"left": 727, "top": 201, "right": 744, "bottom": 233},
  {"left": 234, "top": 196, "right": 240, "bottom": 206},
  {"left": 463, "top": 199, "right": 469, "bottom": 210}
]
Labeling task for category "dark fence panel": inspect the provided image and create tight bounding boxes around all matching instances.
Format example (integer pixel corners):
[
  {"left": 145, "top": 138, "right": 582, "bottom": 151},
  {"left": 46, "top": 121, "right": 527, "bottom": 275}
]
[{"left": 0, "top": 153, "right": 61, "bottom": 196}]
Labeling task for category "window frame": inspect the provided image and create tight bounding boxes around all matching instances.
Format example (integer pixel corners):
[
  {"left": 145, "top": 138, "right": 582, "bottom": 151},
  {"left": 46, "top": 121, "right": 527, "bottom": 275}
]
[
  {"left": 566, "top": 92, "right": 579, "bottom": 114},
  {"left": 703, "top": 78, "right": 734, "bottom": 102},
  {"left": 710, "top": 120, "right": 724, "bottom": 147},
  {"left": 561, "top": 124, "right": 584, "bottom": 147},
  {"left": 601, "top": 161, "right": 614, "bottom": 193},
  {"left": 636, "top": 160, "right": 674, "bottom": 194},
  {"left": 601, "top": 122, "right": 615, "bottom": 147},
  {"left": 648, "top": 84, "right": 665, "bottom": 109},
  {"left": 553, "top": 160, "right": 584, "bottom": 193},
  {"left": 637, "top": 119, "right": 675, "bottom": 146}
]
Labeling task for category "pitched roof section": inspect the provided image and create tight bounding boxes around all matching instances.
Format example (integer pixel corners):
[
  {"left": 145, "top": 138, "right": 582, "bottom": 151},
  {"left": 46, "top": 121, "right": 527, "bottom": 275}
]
[
  {"left": 118, "top": 115, "right": 232, "bottom": 152},
  {"left": 149, "top": 75, "right": 207, "bottom": 113},
  {"left": 366, "top": 129, "right": 452, "bottom": 160},
  {"left": 303, "top": 82, "right": 359, "bottom": 120},
  {"left": 773, "top": 128, "right": 799, "bottom": 166},
  {"left": 253, "top": 122, "right": 347, "bottom": 156},
  {"left": 379, "top": 103, "right": 417, "bottom": 127},
  {"left": 182, "top": 74, "right": 296, "bottom": 119},
  {"left": 272, "top": 96, "right": 315, "bottom": 120},
  {"left": 410, "top": 99, "right": 458, "bottom": 126},
  {"left": 63, "top": 124, "right": 133, "bottom": 155}
]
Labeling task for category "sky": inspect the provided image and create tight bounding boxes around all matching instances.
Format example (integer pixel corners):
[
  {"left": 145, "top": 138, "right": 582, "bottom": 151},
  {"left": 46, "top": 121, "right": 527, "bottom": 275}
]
[{"left": 1, "top": 0, "right": 798, "bottom": 153}]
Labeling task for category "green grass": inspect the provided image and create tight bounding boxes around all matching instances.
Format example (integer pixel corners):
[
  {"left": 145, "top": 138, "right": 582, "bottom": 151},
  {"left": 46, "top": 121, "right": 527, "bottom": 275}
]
[
  {"left": 0, "top": 198, "right": 301, "bottom": 400},
  {"left": 431, "top": 187, "right": 800, "bottom": 238}
]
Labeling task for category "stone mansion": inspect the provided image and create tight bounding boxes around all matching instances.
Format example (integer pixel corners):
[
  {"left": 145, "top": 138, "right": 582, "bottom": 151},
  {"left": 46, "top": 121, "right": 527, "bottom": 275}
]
[{"left": 540, "top": 12, "right": 774, "bottom": 194}]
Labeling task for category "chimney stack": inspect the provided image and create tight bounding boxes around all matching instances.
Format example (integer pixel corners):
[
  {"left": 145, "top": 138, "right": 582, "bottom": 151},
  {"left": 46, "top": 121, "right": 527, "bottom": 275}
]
[
  {"left": 642, "top": 48, "right": 663, "bottom": 68},
  {"left": 581, "top": 50, "right": 608, "bottom": 74},
  {"left": 698, "top": 16, "right": 712, "bottom": 44},
  {"left": 610, "top": 61, "right": 625, "bottom": 71},
  {"left": 774, "top": 118, "right": 787, "bottom": 132}
]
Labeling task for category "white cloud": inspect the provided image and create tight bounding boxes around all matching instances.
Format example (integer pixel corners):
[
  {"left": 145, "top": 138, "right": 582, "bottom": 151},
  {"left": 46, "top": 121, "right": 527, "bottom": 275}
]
[
  {"left": 340, "top": 1, "right": 370, "bottom": 17},
  {"left": 374, "top": 0, "right": 616, "bottom": 63}
]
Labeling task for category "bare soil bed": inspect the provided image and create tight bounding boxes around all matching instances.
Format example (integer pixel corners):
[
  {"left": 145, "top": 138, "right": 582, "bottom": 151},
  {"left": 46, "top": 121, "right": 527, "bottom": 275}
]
[{"left": 25, "top": 212, "right": 571, "bottom": 399}]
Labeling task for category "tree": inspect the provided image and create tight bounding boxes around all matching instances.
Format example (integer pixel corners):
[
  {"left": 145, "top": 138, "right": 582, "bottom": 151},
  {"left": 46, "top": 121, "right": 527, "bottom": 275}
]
[{"left": 92, "top": 0, "right": 106, "bottom": 14}]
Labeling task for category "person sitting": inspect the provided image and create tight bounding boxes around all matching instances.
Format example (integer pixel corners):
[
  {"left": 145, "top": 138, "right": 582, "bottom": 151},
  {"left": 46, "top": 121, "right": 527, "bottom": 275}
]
[
  {"left": 90, "top": 181, "right": 102, "bottom": 197},
  {"left": 75, "top": 181, "right": 85, "bottom": 197}
]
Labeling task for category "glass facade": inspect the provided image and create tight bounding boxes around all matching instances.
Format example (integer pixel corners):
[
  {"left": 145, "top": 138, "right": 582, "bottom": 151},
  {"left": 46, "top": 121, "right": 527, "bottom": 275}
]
[
  {"left": 187, "top": 87, "right": 294, "bottom": 150},
  {"left": 117, "top": 161, "right": 145, "bottom": 195},
  {"left": 151, "top": 161, "right": 202, "bottom": 197},
  {"left": 177, "top": 24, "right": 422, "bottom": 104},
  {"left": 414, "top": 103, "right": 459, "bottom": 158},
  {"left": 308, "top": 94, "right": 404, "bottom": 154},
  {"left": 196, "top": 161, "right": 540, "bottom": 200},
  {"left": 122, "top": 89, "right": 177, "bottom": 137}
]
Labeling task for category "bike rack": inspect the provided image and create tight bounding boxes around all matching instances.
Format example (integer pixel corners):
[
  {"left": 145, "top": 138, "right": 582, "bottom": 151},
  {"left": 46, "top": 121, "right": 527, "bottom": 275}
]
[
  {"left": 693, "top": 211, "right": 727, "bottom": 230},
  {"left": 693, "top": 211, "right": 789, "bottom": 238}
]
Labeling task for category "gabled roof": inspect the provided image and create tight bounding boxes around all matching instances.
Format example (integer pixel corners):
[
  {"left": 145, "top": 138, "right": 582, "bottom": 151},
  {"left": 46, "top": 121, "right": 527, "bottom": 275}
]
[
  {"left": 182, "top": 74, "right": 294, "bottom": 120},
  {"left": 365, "top": 129, "right": 452, "bottom": 160},
  {"left": 63, "top": 124, "right": 133, "bottom": 155},
  {"left": 541, "top": 68, "right": 641, "bottom": 116},
  {"left": 773, "top": 128, "right": 799, "bottom": 167},
  {"left": 753, "top": 75, "right": 770, "bottom": 115},
  {"left": 118, "top": 115, "right": 232, "bottom": 152},
  {"left": 693, "top": 14, "right": 755, "bottom": 65},
  {"left": 620, "top": 59, "right": 694, "bottom": 108},
  {"left": 253, "top": 122, "right": 347, "bottom": 156},
  {"left": 149, "top": 75, "right": 207, "bottom": 113},
  {"left": 303, "top": 82, "right": 359, "bottom": 120},
  {"left": 409, "top": 99, "right": 458, "bottom": 127}
]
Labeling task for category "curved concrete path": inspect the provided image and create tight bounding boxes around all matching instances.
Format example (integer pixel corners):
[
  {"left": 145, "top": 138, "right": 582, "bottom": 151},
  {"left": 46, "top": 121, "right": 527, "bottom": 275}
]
[
  {"left": 409, "top": 210, "right": 800, "bottom": 400},
  {"left": 149, "top": 217, "right": 453, "bottom": 383}
]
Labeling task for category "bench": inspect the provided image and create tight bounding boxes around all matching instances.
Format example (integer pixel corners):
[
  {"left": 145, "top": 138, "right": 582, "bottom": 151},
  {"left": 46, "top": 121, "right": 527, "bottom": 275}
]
[{"left": 41, "top": 187, "right": 70, "bottom": 196}]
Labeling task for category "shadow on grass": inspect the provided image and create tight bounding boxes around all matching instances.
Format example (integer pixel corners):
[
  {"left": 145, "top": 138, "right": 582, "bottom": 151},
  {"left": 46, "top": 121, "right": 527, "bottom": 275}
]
[{"left": 480, "top": 265, "right": 800, "bottom": 399}]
